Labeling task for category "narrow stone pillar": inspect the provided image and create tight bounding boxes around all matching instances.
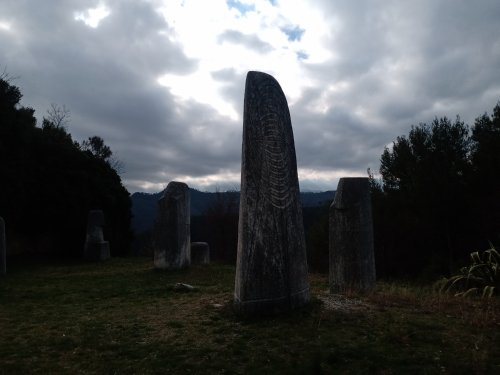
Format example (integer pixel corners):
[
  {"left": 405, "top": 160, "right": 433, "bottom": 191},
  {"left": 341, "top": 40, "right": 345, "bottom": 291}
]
[
  {"left": 153, "top": 181, "right": 190, "bottom": 269},
  {"left": 84, "top": 210, "right": 110, "bottom": 261},
  {"left": 329, "top": 177, "right": 376, "bottom": 293},
  {"left": 0, "top": 217, "right": 6, "bottom": 275},
  {"left": 234, "top": 71, "right": 310, "bottom": 315},
  {"left": 191, "top": 242, "right": 210, "bottom": 265}
]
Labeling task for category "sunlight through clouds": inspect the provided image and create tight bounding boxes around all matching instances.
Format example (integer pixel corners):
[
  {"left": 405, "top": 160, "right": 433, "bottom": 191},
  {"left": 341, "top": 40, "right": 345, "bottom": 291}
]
[
  {"left": 171, "top": 170, "right": 241, "bottom": 191},
  {"left": 156, "top": 0, "right": 331, "bottom": 119},
  {"left": 158, "top": 71, "right": 239, "bottom": 120},
  {"left": 0, "top": 21, "right": 11, "bottom": 31},
  {"left": 74, "top": 3, "right": 111, "bottom": 28},
  {"left": 297, "top": 168, "right": 363, "bottom": 191}
]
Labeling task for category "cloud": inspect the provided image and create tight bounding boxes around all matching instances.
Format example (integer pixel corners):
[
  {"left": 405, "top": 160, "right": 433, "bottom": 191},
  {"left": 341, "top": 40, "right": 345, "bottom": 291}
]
[
  {"left": 295, "top": 0, "right": 500, "bottom": 169},
  {"left": 74, "top": 3, "right": 111, "bottom": 28},
  {"left": 1, "top": 0, "right": 499, "bottom": 194},
  {"left": 218, "top": 29, "right": 273, "bottom": 53}
]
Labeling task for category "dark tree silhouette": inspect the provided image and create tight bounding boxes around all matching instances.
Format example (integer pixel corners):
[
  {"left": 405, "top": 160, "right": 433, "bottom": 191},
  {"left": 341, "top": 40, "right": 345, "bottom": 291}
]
[
  {"left": 45, "top": 103, "right": 70, "bottom": 129},
  {"left": 470, "top": 103, "right": 500, "bottom": 247},
  {"left": 0, "top": 76, "right": 132, "bottom": 258},
  {"left": 374, "top": 107, "right": 500, "bottom": 278},
  {"left": 201, "top": 190, "right": 239, "bottom": 263},
  {"left": 81, "top": 135, "right": 112, "bottom": 161}
]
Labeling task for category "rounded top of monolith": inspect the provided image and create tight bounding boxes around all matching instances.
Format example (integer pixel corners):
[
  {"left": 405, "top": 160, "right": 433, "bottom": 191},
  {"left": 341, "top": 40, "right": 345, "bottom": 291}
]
[
  {"left": 247, "top": 70, "right": 273, "bottom": 79},
  {"left": 165, "top": 181, "right": 189, "bottom": 194},
  {"left": 331, "top": 177, "right": 370, "bottom": 210},
  {"left": 246, "top": 71, "right": 280, "bottom": 88}
]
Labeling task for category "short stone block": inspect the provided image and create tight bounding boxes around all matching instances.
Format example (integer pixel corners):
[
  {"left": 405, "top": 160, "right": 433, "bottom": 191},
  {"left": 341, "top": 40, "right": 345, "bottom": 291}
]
[
  {"left": 153, "top": 181, "right": 190, "bottom": 270},
  {"left": 84, "top": 210, "right": 110, "bottom": 261},
  {"left": 191, "top": 242, "right": 210, "bottom": 265},
  {"left": 329, "top": 177, "right": 376, "bottom": 293}
]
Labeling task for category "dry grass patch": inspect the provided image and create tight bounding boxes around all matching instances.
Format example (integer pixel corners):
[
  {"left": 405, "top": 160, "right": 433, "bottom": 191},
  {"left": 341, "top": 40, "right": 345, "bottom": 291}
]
[{"left": 368, "top": 281, "right": 500, "bottom": 328}]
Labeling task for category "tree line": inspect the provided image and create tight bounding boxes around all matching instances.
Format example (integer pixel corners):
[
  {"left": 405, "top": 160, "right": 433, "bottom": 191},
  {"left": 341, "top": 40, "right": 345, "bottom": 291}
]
[
  {"left": 372, "top": 104, "right": 500, "bottom": 278},
  {"left": 0, "top": 74, "right": 132, "bottom": 258}
]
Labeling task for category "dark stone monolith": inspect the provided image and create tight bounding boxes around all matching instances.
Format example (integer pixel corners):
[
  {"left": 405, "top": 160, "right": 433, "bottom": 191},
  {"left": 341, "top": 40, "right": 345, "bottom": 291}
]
[
  {"left": 329, "top": 177, "right": 376, "bottom": 292},
  {"left": 234, "top": 71, "right": 310, "bottom": 315},
  {"left": 1, "top": 217, "right": 6, "bottom": 275},
  {"left": 153, "top": 181, "right": 190, "bottom": 269},
  {"left": 191, "top": 242, "right": 210, "bottom": 265},
  {"left": 84, "top": 210, "right": 110, "bottom": 261}
]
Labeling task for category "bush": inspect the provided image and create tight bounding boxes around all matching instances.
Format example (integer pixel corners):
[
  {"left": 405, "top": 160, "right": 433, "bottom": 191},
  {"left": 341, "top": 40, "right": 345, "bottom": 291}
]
[{"left": 439, "top": 244, "right": 499, "bottom": 297}]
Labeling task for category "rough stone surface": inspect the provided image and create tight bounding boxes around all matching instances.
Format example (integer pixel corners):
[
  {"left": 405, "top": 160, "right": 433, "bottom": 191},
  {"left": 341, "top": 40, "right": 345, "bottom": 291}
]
[
  {"left": 84, "top": 210, "right": 110, "bottom": 261},
  {"left": 191, "top": 242, "right": 210, "bottom": 265},
  {"left": 153, "top": 181, "right": 190, "bottom": 269},
  {"left": 0, "top": 217, "right": 6, "bottom": 275},
  {"left": 234, "top": 71, "right": 310, "bottom": 315},
  {"left": 329, "top": 177, "right": 376, "bottom": 293}
]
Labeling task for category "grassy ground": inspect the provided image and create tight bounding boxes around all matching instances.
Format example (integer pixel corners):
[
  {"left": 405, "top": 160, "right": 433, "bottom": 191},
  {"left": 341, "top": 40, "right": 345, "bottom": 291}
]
[{"left": 0, "top": 258, "right": 498, "bottom": 374}]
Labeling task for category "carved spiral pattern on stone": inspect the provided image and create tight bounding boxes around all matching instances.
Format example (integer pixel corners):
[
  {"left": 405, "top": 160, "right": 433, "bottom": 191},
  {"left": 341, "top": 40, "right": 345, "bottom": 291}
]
[
  {"left": 236, "top": 71, "right": 310, "bottom": 314},
  {"left": 258, "top": 81, "right": 292, "bottom": 209}
]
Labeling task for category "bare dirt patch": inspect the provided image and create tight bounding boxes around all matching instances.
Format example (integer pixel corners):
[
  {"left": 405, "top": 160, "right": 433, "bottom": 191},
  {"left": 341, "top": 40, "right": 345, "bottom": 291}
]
[{"left": 317, "top": 291, "right": 373, "bottom": 313}]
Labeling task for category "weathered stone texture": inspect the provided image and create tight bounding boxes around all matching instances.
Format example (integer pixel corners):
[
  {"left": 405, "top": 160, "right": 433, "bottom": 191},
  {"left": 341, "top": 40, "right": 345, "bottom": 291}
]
[
  {"left": 153, "top": 181, "right": 190, "bottom": 269},
  {"left": 0, "top": 217, "right": 6, "bottom": 275},
  {"left": 234, "top": 71, "right": 310, "bottom": 315},
  {"left": 329, "top": 177, "right": 376, "bottom": 292},
  {"left": 84, "top": 210, "right": 110, "bottom": 261}
]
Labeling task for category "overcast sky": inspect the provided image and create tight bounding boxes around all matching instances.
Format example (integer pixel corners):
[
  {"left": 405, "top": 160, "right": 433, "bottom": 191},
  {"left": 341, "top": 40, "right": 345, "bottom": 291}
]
[{"left": 1, "top": 0, "right": 499, "bottom": 193}]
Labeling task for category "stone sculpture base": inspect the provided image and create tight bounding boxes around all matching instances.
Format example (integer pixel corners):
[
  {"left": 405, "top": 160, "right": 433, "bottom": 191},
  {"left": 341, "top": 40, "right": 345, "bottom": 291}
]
[
  {"left": 191, "top": 242, "right": 210, "bottom": 265},
  {"left": 234, "top": 288, "right": 310, "bottom": 316},
  {"left": 84, "top": 241, "right": 110, "bottom": 261}
]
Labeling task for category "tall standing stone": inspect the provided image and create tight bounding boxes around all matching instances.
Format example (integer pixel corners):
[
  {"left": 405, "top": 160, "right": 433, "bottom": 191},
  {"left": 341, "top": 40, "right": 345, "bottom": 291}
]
[
  {"left": 153, "top": 181, "right": 190, "bottom": 270},
  {"left": 329, "top": 177, "right": 376, "bottom": 293},
  {"left": 84, "top": 210, "right": 110, "bottom": 261},
  {"left": 234, "top": 71, "right": 310, "bottom": 315},
  {"left": 0, "top": 217, "right": 6, "bottom": 275}
]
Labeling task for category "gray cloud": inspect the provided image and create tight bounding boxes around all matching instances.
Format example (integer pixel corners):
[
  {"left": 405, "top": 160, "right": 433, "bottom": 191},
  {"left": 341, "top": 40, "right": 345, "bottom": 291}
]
[
  {"left": 0, "top": 0, "right": 223, "bottom": 192},
  {"left": 218, "top": 29, "right": 273, "bottom": 53},
  {"left": 1, "top": 0, "right": 499, "bottom": 193},
  {"left": 211, "top": 68, "right": 246, "bottom": 119},
  {"left": 291, "top": 0, "right": 500, "bottom": 184}
]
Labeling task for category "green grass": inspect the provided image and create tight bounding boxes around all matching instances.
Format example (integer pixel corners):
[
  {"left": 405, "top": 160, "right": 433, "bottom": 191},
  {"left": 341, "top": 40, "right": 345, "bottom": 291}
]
[{"left": 1, "top": 258, "right": 499, "bottom": 374}]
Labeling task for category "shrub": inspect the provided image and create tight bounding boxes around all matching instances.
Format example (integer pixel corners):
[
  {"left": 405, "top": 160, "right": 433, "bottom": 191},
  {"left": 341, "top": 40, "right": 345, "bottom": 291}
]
[{"left": 439, "top": 244, "right": 499, "bottom": 297}]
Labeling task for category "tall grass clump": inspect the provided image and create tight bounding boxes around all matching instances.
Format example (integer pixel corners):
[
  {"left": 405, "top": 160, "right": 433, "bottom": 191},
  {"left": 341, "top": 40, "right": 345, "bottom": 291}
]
[{"left": 439, "top": 244, "right": 499, "bottom": 297}]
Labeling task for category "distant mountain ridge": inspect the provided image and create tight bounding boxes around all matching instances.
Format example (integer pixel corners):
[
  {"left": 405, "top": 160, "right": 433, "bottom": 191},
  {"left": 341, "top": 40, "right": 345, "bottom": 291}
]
[{"left": 131, "top": 189, "right": 335, "bottom": 234}]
